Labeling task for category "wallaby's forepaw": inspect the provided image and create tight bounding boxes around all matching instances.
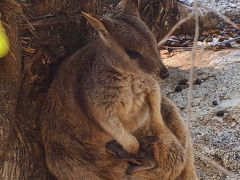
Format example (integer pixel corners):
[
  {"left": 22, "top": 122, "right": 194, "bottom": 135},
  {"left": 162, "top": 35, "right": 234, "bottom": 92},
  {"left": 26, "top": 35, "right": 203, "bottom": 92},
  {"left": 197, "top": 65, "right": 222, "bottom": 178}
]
[
  {"left": 126, "top": 136, "right": 160, "bottom": 175},
  {"left": 138, "top": 136, "right": 160, "bottom": 150},
  {"left": 124, "top": 136, "right": 140, "bottom": 155},
  {"left": 105, "top": 140, "right": 131, "bottom": 158},
  {"left": 105, "top": 136, "right": 160, "bottom": 175},
  {"left": 105, "top": 140, "right": 141, "bottom": 164}
]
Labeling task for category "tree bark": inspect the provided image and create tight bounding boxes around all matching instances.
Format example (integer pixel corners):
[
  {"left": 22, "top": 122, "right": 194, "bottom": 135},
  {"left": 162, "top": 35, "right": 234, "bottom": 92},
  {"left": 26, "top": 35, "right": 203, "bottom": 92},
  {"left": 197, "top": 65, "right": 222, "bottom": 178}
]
[{"left": 0, "top": 0, "right": 178, "bottom": 179}]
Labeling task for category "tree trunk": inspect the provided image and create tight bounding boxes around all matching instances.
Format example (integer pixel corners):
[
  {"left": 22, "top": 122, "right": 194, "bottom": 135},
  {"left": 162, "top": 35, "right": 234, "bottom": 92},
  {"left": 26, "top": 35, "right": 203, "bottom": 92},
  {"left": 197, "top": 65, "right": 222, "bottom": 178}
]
[{"left": 0, "top": 0, "right": 178, "bottom": 179}]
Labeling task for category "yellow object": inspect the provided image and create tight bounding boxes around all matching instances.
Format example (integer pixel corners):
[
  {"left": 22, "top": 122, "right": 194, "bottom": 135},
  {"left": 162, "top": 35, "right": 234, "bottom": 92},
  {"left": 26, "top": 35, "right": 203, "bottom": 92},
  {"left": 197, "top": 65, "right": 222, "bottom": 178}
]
[{"left": 0, "top": 21, "right": 9, "bottom": 58}]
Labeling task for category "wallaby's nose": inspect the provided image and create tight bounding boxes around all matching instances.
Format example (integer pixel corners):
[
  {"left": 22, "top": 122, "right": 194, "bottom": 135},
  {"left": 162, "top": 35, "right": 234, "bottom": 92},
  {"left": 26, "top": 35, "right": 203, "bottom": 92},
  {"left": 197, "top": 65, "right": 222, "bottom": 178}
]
[{"left": 160, "top": 70, "right": 169, "bottom": 80}]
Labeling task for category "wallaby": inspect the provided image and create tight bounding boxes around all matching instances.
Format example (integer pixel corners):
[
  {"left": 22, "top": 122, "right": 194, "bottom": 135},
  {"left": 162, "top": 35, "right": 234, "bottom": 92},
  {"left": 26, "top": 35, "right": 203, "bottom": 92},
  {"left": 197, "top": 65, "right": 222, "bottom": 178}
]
[{"left": 40, "top": 0, "right": 198, "bottom": 179}]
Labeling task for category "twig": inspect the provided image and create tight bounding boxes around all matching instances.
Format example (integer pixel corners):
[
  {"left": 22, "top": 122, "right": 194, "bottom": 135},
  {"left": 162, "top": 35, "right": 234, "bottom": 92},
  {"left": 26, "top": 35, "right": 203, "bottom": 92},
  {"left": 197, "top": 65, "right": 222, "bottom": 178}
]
[
  {"left": 195, "top": 151, "right": 240, "bottom": 179},
  {"left": 29, "top": 14, "right": 55, "bottom": 20},
  {"left": 20, "top": 12, "right": 35, "bottom": 31},
  {"left": 157, "top": 12, "right": 194, "bottom": 48},
  {"left": 9, "top": 50, "right": 17, "bottom": 61},
  {"left": 1, "top": 21, "right": 12, "bottom": 29},
  {"left": 162, "top": 46, "right": 203, "bottom": 50},
  {"left": 186, "top": 0, "right": 199, "bottom": 134},
  {"left": 20, "top": 37, "right": 31, "bottom": 40},
  {"left": 20, "top": 16, "right": 67, "bottom": 30},
  {"left": 22, "top": 47, "right": 35, "bottom": 54}
]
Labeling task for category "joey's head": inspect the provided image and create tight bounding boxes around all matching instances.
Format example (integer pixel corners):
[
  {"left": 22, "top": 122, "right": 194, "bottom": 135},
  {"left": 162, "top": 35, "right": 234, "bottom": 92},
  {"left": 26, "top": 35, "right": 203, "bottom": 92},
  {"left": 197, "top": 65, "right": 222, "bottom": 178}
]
[{"left": 82, "top": 0, "right": 168, "bottom": 81}]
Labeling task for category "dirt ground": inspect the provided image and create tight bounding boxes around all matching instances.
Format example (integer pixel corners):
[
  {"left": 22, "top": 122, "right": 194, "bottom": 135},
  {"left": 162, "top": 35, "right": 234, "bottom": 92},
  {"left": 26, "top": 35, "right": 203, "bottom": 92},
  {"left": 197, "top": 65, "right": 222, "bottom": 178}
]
[{"left": 161, "top": 48, "right": 240, "bottom": 179}]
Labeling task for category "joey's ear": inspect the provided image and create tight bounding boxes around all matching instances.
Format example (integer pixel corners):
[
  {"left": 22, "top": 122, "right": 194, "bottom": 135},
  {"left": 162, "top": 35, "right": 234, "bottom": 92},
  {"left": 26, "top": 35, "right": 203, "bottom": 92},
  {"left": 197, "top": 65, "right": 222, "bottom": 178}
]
[
  {"left": 121, "top": 0, "right": 139, "bottom": 16},
  {"left": 82, "top": 12, "right": 109, "bottom": 35}
]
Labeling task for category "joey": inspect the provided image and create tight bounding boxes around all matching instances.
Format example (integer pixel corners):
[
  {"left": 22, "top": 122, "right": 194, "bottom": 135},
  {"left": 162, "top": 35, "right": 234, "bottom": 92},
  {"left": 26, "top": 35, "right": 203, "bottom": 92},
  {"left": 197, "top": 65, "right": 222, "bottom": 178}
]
[{"left": 105, "top": 136, "right": 159, "bottom": 175}]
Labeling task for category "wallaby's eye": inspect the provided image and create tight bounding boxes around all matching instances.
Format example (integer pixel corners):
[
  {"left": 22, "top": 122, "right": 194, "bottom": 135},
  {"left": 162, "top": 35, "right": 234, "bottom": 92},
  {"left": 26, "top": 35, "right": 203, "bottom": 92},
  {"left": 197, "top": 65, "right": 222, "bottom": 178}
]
[{"left": 126, "top": 49, "right": 141, "bottom": 59}]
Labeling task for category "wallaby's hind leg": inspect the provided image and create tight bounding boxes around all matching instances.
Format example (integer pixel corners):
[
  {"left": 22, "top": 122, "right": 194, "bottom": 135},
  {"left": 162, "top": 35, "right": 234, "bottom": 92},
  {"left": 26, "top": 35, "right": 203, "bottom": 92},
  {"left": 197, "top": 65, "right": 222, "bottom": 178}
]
[
  {"left": 161, "top": 96, "right": 198, "bottom": 180},
  {"left": 45, "top": 142, "right": 101, "bottom": 180},
  {"left": 177, "top": 143, "right": 197, "bottom": 180},
  {"left": 147, "top": 88, "right": 187, "bottom": 179}
]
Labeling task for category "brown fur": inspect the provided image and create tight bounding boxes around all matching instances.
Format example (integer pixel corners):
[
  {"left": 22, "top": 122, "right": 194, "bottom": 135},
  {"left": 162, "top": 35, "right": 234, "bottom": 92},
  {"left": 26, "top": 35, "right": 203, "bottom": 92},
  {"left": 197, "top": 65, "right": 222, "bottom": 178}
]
[{"left": 40, "top": 0, "right": 198, "bottom": 179}]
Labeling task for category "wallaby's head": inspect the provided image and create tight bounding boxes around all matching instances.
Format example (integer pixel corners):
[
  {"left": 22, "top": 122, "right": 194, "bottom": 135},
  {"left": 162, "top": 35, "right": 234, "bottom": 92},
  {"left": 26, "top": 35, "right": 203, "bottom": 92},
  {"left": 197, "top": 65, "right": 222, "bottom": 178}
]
[{"left": 82, "top": 0, "right": 168, "bottom": 81}]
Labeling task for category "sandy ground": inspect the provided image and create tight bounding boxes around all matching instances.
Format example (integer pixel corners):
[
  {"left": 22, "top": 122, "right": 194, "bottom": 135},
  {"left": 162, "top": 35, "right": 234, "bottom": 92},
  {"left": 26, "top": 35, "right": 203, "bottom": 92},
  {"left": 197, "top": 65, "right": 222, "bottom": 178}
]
[{"left": 160, "top": 49, "right": 240, "bottom": 179}]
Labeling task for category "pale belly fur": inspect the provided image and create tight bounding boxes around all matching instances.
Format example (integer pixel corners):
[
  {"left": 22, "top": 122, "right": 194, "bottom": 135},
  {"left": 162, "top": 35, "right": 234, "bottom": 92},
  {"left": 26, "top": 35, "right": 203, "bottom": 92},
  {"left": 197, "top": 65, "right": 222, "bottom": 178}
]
[{"left": 117, "top": 91, "right": 151, "bottom": 133}]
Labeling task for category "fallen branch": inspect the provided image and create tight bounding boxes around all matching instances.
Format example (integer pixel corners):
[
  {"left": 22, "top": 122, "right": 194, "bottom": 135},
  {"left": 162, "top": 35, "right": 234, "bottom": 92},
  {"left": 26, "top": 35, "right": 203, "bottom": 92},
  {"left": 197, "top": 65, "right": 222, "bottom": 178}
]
[
  {"left": 20, "top": 16, "right": 67, "bottom": 30},
  {"left": 216, "top": 37, "right": 240, "bottom": 45}
]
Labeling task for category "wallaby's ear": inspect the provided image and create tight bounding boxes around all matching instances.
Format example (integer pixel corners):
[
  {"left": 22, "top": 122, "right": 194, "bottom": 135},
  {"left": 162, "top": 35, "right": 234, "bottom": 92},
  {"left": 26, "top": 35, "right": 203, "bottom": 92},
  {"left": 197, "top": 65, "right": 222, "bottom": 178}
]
[
  {"left": 81, "top": 12, "right": 109, "bottom": 35},
  {"left": 121, "top": 0, "right": 139, "bottom": 16}
]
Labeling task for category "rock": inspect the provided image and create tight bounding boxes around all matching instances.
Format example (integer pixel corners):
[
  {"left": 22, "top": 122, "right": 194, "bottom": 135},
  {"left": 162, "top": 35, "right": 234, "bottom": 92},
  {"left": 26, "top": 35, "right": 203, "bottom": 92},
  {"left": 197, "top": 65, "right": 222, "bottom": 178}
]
[
  {"left": 212, "top": 101, "right": 218, "bottom": 106},
  {"left": 218, "top": 37, "right": 225, "bottom": 42},
  {"left": 194, "top": 78, "right": 203, "bottom": 85},
  {"left": 229, "top": 3, "right": 237, "bottom": 8},
  {"left": 170, "top": 41, "right": 181, "bottom": 47},
  {"left": 224, "top": 42, "right": 231, "bottom": 47},
  {"left": 167, "top": 47, "right": 174, "bottom": 52},
  {"left": 175, "top": 85, "right": 183, "bottom": 92},
  {"left": 185, "top": 35, "right": 193, "bottom": 40},
  {"left": 165, "top": 41, "right": 171, "bottom": 46},
  {"left": 202, "top": 11, "right": 218, "bottom": 29},
  {"left": 216, "top": 110, "right": 225, "bottom": 117},
  {"left": 179, "top": 79, "right": 188, "bottom": 85},
  {"left": 206, "top": 37, "right": 213, "bottom": 42},
  {"left": 219, "top": 98, "right": 240, "bottom": 108},
  {"left": 217, "top": 24, "right": 224, "bottom": 29},
  {"left": 231, "top": 122, "right": 236, "bottom": 127}
]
